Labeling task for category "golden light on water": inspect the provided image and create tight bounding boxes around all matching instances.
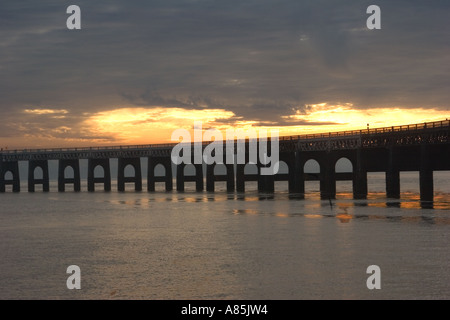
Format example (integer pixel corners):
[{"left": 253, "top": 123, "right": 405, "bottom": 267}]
[{"left": 304, "top": 214, "right": 323, "bottom": 219}]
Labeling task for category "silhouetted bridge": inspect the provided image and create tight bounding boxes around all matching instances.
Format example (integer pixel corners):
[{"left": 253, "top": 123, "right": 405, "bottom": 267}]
[{"left": 1, "top": 120, "right": 449, "bottom": 204}]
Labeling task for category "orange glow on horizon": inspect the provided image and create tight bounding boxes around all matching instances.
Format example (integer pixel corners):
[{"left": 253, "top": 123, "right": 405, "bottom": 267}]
[
  {"left": 82, "top": 107, "right": 236, "bottom": 144},
  {"left": 279, "top": 103, "right": 449, "bottom": 136},
  {"left": 2, "top": 104, "right": 448, "bottom": 149},
  {"left": 82, "top": 104, "right": 448, "bottom": 145}
]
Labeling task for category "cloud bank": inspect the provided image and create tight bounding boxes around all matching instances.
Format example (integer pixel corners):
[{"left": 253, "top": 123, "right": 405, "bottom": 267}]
[{"left": 0, "top": 0, "right": 448, "bottom": 147}]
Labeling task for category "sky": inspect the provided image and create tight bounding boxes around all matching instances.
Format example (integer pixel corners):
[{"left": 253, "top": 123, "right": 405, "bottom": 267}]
[{"left": 0, "top": 0, "right": 449, "bottom": 149}]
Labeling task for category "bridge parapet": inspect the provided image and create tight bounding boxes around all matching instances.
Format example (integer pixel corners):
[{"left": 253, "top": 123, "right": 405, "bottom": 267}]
[
  {"left": 362, "top": 126, "right": 449, "bottom": 148},
  {"left": 298, "top": 135, "right": 361, "bottom": 152},
  {"left": 297, "top": 120, "right": 449, "bottom": 151},
  {"left": 0, "top": 145, "right": 174, "bottom": 161}
]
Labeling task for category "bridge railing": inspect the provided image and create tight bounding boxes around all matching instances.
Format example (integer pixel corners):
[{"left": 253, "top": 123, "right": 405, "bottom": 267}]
[
  {"left": 0, "top": 143, "right": 179, "bottom": 155},
  {"left": 289, "top": 119, "right": 449, "bottom": 140}
]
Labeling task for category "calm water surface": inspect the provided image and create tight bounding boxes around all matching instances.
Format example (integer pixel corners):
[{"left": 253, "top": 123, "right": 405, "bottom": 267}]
[{"left": 0, "top": 172, "right": 449, "bottom": 299}]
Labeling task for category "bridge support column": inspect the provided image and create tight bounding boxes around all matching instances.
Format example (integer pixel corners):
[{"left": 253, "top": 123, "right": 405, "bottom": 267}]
[
  {"left": 287, "top": 169, "right": 296, "bottom": 193},
  {"left": 117, "top": 157, "right": 142, "bottom": 191},
  {"left": 206, "top": 164, "right": 234, "bottom": 192},
  {"left": 28, "top": 160, "right": 49, "bottom": 192},
  {"left": 386, "top": 170, "right": 400, "bottom": 198},
  {"left": 294, "top": 152, "right": 305, "bottom": 197},
  {"left": 272, "top": 152, "right": 296, "bottom": 193},
  {"left": 0, "top": 161, "right": 20, "bottom": 192},
  {"left": 148, "top": 157, "right": 173, "bottom": 191},
  {"left": 353, "top": 171, "right": 367, "bottom": 199},
  {"left": 353, "top": 148, "right": 368, "bottom": 199},
  {"left": 259, "top": 167, "right": 275, "bottom": 193},
  {"left": 88, "top": 158, "right": 111, "bottom": 192},
  {"left": 58, "top": 159, "right": 81, "bottom": 192},
  {"left": 386, "top": 147, "right": 400, "bottom": 198},
  {"left": 176, "top": 163, "right": 203, "bottom": 192},
  {"left": 176, "top": 164, "right": 184, "bottom": 191},
  {"left": 320, "top": 156, "right": 336, "bottom": 200},
  {"left": 236, "top": 164, "right": 245, "bottom": 192},
  {"left": 236, "top": 164, "right": 260, "bottom": 192},
  {"left": 419, "top": 144, "right": 433, "bottom": 203},
  {"left": 256, "top": 163, "right": 273, "bottom": 192}
]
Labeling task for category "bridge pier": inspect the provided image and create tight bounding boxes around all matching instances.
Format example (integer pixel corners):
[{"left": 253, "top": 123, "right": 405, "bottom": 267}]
[
  {"left": 294, "top": 152, "right": 305, "bottom": 197},
  {"left": 236, "top": 164, "right": 259, "bottom": 192},
  {"left": 176, "top": 163, "right": 203, "bottom": 191},
  {"left": 257, "top": 151, "right": 297, "bottom": 193},
  {"left": 320, "top": 157, "right": 336, "bottom": 200},
  {"left": 236, "top": 164, "right": 245, "bottom": 192},
  {"left": 419, "top": 144, "right": 433, "bottom": 203},
  {"left": 206, "top": 163, "right": 234, "bottom": 192},
  {"left": 276, "top": 152, "right": 296, "bottom": 193},
  {"left": 353, "top": 171, "right": 367, "bottom": 199},
  {"left": 148, "top": 157, "right": 173, "bottom": 191},
  {"left": 88, "top": 158, "right": 111, "bottom": 192},
  {"left": 58, "top": 159, "right": 81, "bottom": 192},
  {"left": 386, "top": 147, "right": 400, "bottom": 198},
  {"left": 0, "top": 161, "right": 20, "bottom": 192},
  {"left": 117, "top": 157, "right": 142, "bottom": 191},
  {"left": 259, "top": 167, "right": 275, "bottom": 193},
  {"left": 353, "top": 148, "right": 368, "bottom": 199},
  {"left": 386, "top": 170, "right": 400, "bottom": 198},
  {"left": 28, "top": 160, "right": 49, "bottom": 192}
]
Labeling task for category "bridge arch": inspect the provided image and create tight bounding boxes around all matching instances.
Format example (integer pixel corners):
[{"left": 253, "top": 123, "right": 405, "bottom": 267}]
[
  {"left": 148, "top": 157, "right": 173, "bottom": 192},
  {"left": 278, "top": 161, "right": 289, "bottom": 174},
  {"left": 4, "top": 170, "right": 13, "bottom": 180},
  {"left": 124, "top": 164, "right": 136, "bottom": 178},
  {"left": 88, "top": 158, "right": 111, "bottom": 192},
  {"left": 176, "top": 161, "right": 203, "bottom": 192},
  {"left": 274, "top": 160, "right": 290, "bottom": 192},
  {"left": 154, "top": 163, "right": 166, "bottom": 176},
  {"left": 335, "top": 157, "right": 354, "bottom": 197},
  {"left": 93, "top": 165, "right": 105, "bottom": 178},
  {"left": 213, "top": 163, "right": 227, "bottom": 176},
  {"left": 28, "top": 160, "right": 49, "bottom": 192},
  {"left": 206, "top": 163, "right": 234, "bottom": 192},
  {"left": 335, "top": 157, "right": 353, "bottom": 173},
  {"left": 235, "top": 163, "right": 259, "bottom": 192},
  {"left": 304, "top": 159, "right": 321, "bottom": 173},
  {"left": 183, "top": 163, "right": 197, "bottom": 176},
  {"left": 1, "top": 169, "right": 20, "bottom": 192},
  {"left": 34, "top": 166, "right": 44, "bottom": 179},
  {"left": 0, "top": 160, "right": 21, "bottom": 192},
  {"left": 58, "top": 159, "right": 81, "bottom": 192},
  {"left": 244, "top": 163, "right": 258, "bottom": 175},
  {"left": 117, "top": 157, "right": 142, "bottom": 192},
  {"left": 64, "top": 166, "right": 75, "bottom": 179},
  {"left": 303, "top": 159, "right": 321, "bottom": 197}
]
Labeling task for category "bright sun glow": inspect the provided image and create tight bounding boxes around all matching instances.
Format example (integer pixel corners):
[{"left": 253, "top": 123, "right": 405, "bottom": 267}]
[
  {"left": 5, "top": 104, "right": 447, "bottom": 148},
  {"left": 83, "top": 107, "right": 236, "bottom": 144},
  {"left": 83, "top": 104, "right": 448, "bottom": 144},
  {"left": 278, "top": 103, "right": 449, "bottom": 136}
]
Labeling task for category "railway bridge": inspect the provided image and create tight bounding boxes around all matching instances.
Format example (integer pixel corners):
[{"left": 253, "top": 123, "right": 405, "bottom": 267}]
[{"left": 1, "top": 120, "right": 448, "bottom": 204}]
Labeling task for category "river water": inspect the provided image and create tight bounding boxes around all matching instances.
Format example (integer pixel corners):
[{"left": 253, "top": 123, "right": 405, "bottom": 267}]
[{"left": 0, "top": 172, "right": 449, "bottom": 300}]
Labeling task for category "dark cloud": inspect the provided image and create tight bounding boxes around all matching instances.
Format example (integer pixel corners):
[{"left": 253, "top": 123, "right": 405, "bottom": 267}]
[{"left": 0, "top": 0, "right": 448, "bottom": 142}]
